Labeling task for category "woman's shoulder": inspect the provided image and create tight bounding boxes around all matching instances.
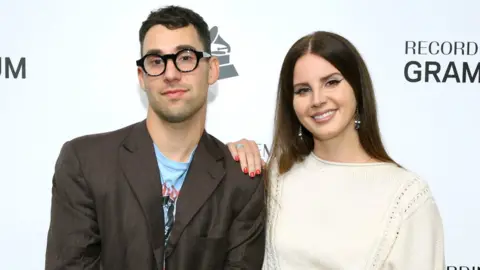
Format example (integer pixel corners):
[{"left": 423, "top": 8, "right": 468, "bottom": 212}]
[
  {"left": 265, "top": 155, "right": 306, "bottom": 182},
  {"left": 382, "top": 165, "right": 436, "bottom": 218},
  {"left": 381, "top": 165, "right": 431, "bottom": 193}
]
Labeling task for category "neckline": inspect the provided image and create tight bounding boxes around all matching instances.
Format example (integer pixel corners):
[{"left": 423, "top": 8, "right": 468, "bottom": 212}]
[{"left": 309, "top": 152, "right": 392, "bottom": 167}]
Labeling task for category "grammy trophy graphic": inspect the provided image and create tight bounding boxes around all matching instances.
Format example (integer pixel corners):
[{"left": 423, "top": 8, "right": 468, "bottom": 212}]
[{"left": 209, "top": 26, "right": 238, "bottom": 80}]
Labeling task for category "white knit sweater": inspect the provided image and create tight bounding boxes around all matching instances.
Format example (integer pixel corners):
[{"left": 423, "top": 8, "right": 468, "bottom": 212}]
[{"left": 262, "top": 152, "right": 444, "bottom": 270}]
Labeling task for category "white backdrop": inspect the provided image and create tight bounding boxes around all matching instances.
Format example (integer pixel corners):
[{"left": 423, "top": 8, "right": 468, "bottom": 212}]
[{"left": 1, "top": 0, "right": 479, "bottom": 269}]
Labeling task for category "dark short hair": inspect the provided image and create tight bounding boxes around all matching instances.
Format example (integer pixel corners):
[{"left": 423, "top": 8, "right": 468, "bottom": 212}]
[
  {"left": 268, "top": 31, "right": 398, "bottom": 177},
  {"left": 138, "top": 5, "right": 211, "bottom": 55}
]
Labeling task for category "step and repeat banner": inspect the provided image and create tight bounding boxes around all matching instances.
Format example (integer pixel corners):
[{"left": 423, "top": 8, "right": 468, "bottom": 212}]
[{"left": 1, "top": 0, "right": 478, "bottom": 269}]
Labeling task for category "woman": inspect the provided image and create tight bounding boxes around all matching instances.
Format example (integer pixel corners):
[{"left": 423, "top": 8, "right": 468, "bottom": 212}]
[{"left": 227, "top": 31, "right": 444, "bottom": 269}]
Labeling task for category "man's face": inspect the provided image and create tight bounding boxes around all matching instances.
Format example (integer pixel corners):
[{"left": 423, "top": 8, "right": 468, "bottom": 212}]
[{"left": 138, "top": 24, "right": 219, "bottom": 123}]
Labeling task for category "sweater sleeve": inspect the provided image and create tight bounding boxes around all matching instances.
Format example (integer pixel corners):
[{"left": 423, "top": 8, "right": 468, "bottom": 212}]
[{"left": 383, "top": 195, "right": 445, "bottom": 270}]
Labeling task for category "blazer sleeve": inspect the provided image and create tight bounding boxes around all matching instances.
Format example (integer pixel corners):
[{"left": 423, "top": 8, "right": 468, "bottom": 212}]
[
  {"left": 224, "top": 175, "right": 266, "bottom": 269},
  {"left": 383, "top": 196, "right": 445, "bottom": 269},
  {"left": 45, "top": 141, "right": 101, "bottom": 270}
]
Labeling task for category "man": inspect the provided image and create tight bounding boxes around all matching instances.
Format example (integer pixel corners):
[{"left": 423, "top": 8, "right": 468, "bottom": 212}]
[{"left": 45, "top": 5, "right": 265, "bottom": 270}]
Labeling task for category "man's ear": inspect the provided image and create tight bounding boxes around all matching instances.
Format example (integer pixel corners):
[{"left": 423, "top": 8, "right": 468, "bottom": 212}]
[
  {"left": 137, "top": 67, "right": 146, "bottom": 90},
  {"left": 208, "top": 56, "right": 220, "bottom": 85}
]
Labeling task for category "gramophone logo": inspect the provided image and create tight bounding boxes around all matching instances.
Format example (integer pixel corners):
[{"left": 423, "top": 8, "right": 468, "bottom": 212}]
[{"left": 209, "top": 26, "right": 238, "bottom": 80}]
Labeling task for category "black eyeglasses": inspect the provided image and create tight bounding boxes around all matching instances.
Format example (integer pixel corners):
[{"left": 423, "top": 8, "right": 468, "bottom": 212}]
[{"left": 136, "top": 48, "right": 211, "bottom": 76}]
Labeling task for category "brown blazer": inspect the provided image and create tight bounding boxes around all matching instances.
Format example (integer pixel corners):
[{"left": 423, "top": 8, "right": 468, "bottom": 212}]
[{"left": 45, "top": 120, "right": 265, "bottom": 270}]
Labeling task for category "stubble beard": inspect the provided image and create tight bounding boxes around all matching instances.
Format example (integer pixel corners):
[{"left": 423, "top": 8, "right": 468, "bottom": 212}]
[{"left": 151, "top": 95, "right": 207, "bottom": 124}]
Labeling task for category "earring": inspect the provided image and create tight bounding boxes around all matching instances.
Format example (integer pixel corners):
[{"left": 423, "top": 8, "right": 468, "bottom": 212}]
[
  {"left": 298, "top": 125, "right": 303, "bottom": 138},
  {"left": 354, "top": 108, "right": 361, "bottom": 130}
]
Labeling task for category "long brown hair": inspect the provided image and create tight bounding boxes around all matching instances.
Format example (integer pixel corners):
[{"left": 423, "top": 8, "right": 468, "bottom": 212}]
[{"left": 267, "top": 31, "right": 398, "bottom": 179}]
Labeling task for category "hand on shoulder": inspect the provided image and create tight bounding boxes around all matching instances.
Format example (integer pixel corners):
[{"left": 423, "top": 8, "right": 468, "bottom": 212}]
[{"left": 226, "top": 139, "right": 265, "bottom": 178}]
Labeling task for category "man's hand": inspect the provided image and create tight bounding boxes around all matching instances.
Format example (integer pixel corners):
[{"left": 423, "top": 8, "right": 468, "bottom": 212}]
[{"left": 227, "top": 139, "right": 265, "bottom": 178}]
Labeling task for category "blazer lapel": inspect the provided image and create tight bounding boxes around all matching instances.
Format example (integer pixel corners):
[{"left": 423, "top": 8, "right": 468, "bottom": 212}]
[
  {"left": 118, "top": 120, "right": 165, "bottom": 269},
  {"left": 164, "top": 131, "right": 225, "bottom": 257}
]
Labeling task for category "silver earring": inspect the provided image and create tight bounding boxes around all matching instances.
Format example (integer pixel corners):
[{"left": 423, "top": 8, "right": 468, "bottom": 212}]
[
  {"left": 298, "top": 126, "right": 303, "bottom": 138},
  {"left": 354, "top": 108, "right": 361, "bottom": 130}
]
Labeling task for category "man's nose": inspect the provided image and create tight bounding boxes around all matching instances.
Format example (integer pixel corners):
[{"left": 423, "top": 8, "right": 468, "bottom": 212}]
[{"left": 163, "top": 59, "right": 181, "bottom": 81}]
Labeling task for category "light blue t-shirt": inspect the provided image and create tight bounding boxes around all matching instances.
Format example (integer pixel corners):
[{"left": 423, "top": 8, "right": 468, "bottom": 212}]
[{"left": 153, "top": 143, "right": 196, "bottom": 242}]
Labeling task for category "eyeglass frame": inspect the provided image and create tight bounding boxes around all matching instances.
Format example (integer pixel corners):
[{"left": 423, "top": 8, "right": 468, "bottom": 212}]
[{"left": 136, "top": 48, "right": 212, "bottom": 77}]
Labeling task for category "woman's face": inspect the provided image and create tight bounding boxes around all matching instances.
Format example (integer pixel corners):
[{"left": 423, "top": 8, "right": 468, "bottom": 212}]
[{"left": 292, "top": 53, "right": 357, "bottom": 142}]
